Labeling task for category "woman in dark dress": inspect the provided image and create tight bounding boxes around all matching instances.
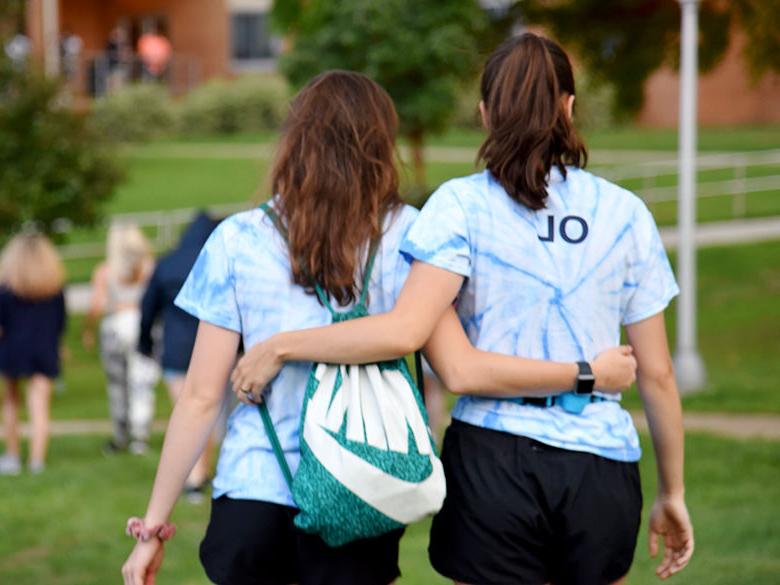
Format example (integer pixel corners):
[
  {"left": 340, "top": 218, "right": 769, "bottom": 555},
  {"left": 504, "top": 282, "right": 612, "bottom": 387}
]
[{"left": 0, "top": 233, "right": 66, "bottom": 475}]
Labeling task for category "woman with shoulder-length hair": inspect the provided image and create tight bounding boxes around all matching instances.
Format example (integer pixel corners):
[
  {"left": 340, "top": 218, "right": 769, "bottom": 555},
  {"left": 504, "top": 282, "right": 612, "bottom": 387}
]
[
  {"left": 0, "top": 232, "right": 67, "bottom": 475},
  {"left": 234, "top": 34, "right": 694, "bottom": 585},
  {"left": 84, "top": 223, "right": 158, "bottom": 455},
  {"left": 121, "top": 69, "right": 635, "bottom": 585}
]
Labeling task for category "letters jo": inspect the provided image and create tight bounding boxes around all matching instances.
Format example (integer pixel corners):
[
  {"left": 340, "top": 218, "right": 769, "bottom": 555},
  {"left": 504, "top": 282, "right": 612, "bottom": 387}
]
[{"left": 538, "top": 215, "right": 589, "bottom": 244}]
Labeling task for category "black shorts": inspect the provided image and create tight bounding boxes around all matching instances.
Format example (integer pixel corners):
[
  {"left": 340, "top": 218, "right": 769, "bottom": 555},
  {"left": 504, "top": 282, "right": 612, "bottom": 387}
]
[
  {"left": 429, "top": 420, "right": 642, "bottom": 585},
  {"left": 200, "top": 496, "right": 403, "bottom": 585}
]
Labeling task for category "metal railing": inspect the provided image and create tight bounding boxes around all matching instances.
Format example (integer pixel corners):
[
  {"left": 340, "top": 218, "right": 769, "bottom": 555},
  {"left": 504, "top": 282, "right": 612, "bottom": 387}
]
[
  {"left": 57, "top": 150, "right": 780, "bottom": 262},
  {"left": 63, "top": 50, "right": 201, "bottom": 98},
  {"left": 57, "top": 203, "right": 248, "bottom": 261},
  {"left": 596, "top": 149, "right": 780, "bottom": 216}
]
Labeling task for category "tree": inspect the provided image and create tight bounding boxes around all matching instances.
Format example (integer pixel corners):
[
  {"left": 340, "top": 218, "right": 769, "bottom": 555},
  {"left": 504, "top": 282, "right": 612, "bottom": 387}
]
[
  {"left": 521, "top": 0, "right": 780, "bottom": 119},
  {"left": 272, "top": 0, "right": 486, "bottom": 195},
  {"left": 521, "top": 0, "right": 725, "bottom": 119},
  {"left": 0, "top": 2, "right": 123, "bottom": 240}
]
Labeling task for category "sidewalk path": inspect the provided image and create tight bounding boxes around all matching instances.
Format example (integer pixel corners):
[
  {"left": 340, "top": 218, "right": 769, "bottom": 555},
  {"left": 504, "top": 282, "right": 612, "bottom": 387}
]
[
  {"left": 3, "top": 412, "right": 779, "bottom": 441},
  {"left": 630, "top": 412, "right": 780, "bottom": 441},
  {"left": 126, "top": 142, "right": 779, "bottom": 168},
  {"left": 659, "top": 216, "right": 780, "bottom": 249}
]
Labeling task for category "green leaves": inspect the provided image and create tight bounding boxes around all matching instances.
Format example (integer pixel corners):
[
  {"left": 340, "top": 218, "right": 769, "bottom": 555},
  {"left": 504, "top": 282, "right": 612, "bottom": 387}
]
[
  {"left": 522, "top": 0, "right": 780, "bottom": 118},
  {"left": 273, "top": 0, "right": 486, "bottom": 189},
  {"left": 0, "top": 68, "right": 123, "bottom": 240}
]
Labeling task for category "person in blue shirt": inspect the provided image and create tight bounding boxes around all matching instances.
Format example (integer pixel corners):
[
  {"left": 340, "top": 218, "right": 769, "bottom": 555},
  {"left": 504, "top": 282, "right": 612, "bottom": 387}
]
[
  {"left": 138, "top": 211, "right": 220, "bottom": 500},
  {"left": 0, "top": 233, "right": 66, "bottom": 475},
  {"left": 121, "top": 70, "right": 636, "bottom": 585},
  {"left": 234, "top": 35, "right": 694, "bottom": 585}
]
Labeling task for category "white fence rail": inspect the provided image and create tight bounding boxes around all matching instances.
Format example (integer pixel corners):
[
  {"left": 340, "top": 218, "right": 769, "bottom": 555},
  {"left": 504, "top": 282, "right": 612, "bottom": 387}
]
[
  {"left": 57, "top": 150, "right": 780, "bottom": 262},
  {"left": 57, "top": 203, "right": 248, "bottom": 260}
]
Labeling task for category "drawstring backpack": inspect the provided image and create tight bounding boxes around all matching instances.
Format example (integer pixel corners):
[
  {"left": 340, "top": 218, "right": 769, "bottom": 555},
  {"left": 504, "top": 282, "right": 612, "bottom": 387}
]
[{"left": 256, "top": 203, "right": 446, "bottom": 547}]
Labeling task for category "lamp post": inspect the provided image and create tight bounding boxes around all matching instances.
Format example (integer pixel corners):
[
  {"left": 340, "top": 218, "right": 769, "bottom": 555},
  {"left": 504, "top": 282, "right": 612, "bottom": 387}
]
[{"left": 674, "top": 0, "right": 706, "bottom": 393}]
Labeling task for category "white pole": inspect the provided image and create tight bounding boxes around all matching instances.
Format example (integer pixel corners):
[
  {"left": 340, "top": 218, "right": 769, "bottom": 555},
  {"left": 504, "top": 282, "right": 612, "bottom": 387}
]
[
  {"left": 674, "top": 0, "right": 706, "bottom": 393},
  {"left": 41, "top": 0, "right": 60, "bottom": 77}
]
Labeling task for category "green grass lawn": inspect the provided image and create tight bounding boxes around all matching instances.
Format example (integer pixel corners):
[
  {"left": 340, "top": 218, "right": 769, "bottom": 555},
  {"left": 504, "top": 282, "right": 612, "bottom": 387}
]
[
  {"left": 59, "top": 123, "right": 780, "bottom": 281},
  {"left": 621, "top": 239, "right": 780, "bottom": 414},
  {"left": 0, "top": 432, "right": 777, "bottom": 584},
  {"left": 170, "top": 124, "right": 780, "bottom": 152}
]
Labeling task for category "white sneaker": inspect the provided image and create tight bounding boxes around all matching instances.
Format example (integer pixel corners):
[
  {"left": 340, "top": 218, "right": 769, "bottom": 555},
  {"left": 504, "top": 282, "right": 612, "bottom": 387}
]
[
  {"left": 0, "top": 454, "right": 22, "bottom": 476},
  {"left": 28, "top": 460, "right": 46, "bottom": 474},
  {"left": 129, "top": 441, "right": 149, "bottom": 456}
]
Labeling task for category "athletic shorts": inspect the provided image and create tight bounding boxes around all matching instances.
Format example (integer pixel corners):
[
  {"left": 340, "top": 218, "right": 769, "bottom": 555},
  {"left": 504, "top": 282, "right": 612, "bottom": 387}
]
[
  {"left": 429, "top": 420, "right": 642, "bottom": 585},
  {"left": 200, "top": 496, "right": 403, "bottom": 585}
]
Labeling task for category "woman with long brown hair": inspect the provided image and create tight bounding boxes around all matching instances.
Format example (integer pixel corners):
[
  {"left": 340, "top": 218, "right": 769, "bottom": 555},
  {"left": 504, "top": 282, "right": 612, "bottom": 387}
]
[
  {"left": 233, "top": 34, "right": 694, "bottom": 585},
  {"left": 121, "top": 70, "right": 635, "bottom": 585}
]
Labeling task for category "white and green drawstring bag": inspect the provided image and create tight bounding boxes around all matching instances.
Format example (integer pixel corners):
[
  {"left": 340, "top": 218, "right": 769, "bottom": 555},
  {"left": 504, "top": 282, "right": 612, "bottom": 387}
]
[{"left": 258, "top": 203, "right": 446, "bottom": 547}]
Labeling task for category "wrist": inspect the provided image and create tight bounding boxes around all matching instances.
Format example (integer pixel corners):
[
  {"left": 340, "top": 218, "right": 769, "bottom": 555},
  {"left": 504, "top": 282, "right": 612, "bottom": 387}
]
[
  {"left": 127, "top": 517, "right": 176, "bottom": 543},
  {"left": 565, "top": 362, "right": 579, "bottom": 387},
  {"left": 271, "top": 332, "right": 291, "bottom": 363},
  {"left": 573, "top": 361, "right": 595, "bottom": 394},
  {"left": 657, "top": 487, "right": 686, "bottom": 502}
]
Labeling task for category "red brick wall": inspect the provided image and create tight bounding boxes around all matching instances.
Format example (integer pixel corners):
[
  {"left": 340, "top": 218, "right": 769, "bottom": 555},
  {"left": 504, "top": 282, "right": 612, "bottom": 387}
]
[
  {"left": 638, "top": 29, "right": 780, "bottom": 127},
  {"left": 44, "top": 0, "right": 229, "bottom": 82}
]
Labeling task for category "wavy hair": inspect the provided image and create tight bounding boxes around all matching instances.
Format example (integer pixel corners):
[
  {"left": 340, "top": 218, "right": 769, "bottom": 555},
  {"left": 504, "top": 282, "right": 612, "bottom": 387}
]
[{"left": 271, "top": 70, "right": 402, "bottom": 306}]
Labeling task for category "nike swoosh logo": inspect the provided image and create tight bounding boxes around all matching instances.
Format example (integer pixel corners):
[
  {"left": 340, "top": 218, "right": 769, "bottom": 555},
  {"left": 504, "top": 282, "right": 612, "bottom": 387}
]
[{"left": 303, "top": 363, "right": 446, "bottom": 522}]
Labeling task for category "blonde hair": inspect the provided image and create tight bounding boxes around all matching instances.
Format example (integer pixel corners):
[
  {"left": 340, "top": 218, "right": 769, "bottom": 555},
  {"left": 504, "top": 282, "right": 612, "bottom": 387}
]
[
  {"left": 106, "top": 222, "right": 153, "bottom": 283},
  {"left": 0, "top": 233, "right": 66, "bottom": 300}
]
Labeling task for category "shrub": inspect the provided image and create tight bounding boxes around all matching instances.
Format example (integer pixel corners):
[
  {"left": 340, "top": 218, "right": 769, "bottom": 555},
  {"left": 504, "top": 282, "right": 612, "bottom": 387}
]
[
  {"left": 451, "top": 79, "right": 482, "bottom": 129},
  {"left": 573, "top": 70, "right": 619, "bottom": 131},
  {"left": 177, "top": 74, "right": 290, "bottom": 136},
  {"left": 91, "top": 83, "right": 177, "bottom": 142},
  {"left": 0, "top": 72, "right": 123, "bottom": 239}
]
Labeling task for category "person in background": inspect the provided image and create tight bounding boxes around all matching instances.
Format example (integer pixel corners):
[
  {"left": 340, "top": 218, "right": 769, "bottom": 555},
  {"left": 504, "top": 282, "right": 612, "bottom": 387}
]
[
  {"left": 104, "top": 25, "right": 129, "bottom": 94},
  {"left": 137, "top": 21, "right": 172, "bottom": 83},
  {"left": 84, "top": 223, "right": 158, "bottom": 456},
  {"left": 4, "top": 32, "right": 31, "bottom": 70},
  {"left": 0, "top": 233, "right": 66, "bottom": 475},
  {"left": 60, "top": 29, "right": 83, "bottom": 81},
  {"left": 139, "top": 212, "right": 220, "bottom": 502}
]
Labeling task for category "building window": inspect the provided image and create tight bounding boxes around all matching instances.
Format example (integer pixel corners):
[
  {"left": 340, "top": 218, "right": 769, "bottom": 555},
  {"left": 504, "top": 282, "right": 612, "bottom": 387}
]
[{"left": 231, "top": 11, "right": 275, "bottom": 70}]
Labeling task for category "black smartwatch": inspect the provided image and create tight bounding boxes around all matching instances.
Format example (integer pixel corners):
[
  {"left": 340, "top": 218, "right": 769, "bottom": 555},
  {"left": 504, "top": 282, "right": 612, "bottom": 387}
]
[{"left": 574, "top": 361, "right": 595, "bottom": 395}]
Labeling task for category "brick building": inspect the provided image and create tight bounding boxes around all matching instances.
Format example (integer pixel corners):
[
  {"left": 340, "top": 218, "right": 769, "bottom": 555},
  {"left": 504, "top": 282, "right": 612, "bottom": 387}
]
[
  {"left": 639, "top": 29, "right": 780, "bottom": 127},
  {"left": 23, "top": 0, "right": 780, "bottom": 126},
  {"left": 25, "top": 0, "right": 277, "bottom": 95}
]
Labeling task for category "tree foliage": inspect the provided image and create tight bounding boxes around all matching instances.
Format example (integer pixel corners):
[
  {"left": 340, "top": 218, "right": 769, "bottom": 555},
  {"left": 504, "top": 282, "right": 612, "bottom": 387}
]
[
  {"left": 272, "top": 0, "right": 486, "bottom": 192},
  {"left": 521, "top": 0, "right": 780, "bottom": 118},
  {"left": 0, "top": 3, "right": 123, "bottom": 239}
]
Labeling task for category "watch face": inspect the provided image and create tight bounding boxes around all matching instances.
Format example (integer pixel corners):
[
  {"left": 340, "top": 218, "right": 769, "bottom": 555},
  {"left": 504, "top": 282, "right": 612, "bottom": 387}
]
[{"left": 575, "top": 375, "right": 595, "bottom": 395}]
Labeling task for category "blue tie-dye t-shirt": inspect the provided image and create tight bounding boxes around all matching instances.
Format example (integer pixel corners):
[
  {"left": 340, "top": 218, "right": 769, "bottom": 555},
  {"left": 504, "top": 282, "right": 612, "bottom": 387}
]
[
  {"left": 175, "top": 204, "right": 419, "bottom": 506},
  {"left": 401, "top": 168, "right": 678, "bottom": 462}
]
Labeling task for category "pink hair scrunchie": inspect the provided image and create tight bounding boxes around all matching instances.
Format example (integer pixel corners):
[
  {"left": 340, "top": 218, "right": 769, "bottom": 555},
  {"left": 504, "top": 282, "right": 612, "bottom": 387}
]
[{"left": 126, "top": 517, "right": 177, "bottom": 542}]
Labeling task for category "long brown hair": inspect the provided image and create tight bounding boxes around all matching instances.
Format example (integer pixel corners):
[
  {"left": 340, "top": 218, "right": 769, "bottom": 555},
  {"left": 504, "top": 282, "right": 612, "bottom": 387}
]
[
  {"left": 478, "top": 33, "right": 587, "bottom": 210},
  {"left": 271, "top": 70, "right": 402, "bottom": 306}
]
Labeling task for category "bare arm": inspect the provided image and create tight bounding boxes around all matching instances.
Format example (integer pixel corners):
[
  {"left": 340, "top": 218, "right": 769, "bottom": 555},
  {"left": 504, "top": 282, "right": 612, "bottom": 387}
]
[
  {"left": 625, "top": 313, "right": 693, "bottom": 579},
  {"left": 232, "top": 262, "right": 637, "bottom": 398},
  {"left": 82, "top": 263, "right": 108, "bottom": 347},
  {"left": 424, "top": 307, "right": 635, "bottom": 396},
  {"left": 274, "top": 261, "right": 462, "bottom": 363},
  {"left": 122, "top": 321, "right": 240, "bottom": 585}
]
